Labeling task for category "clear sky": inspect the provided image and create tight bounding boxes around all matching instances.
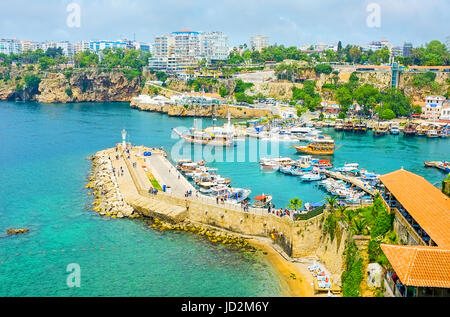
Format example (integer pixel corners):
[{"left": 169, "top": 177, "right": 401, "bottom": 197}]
[{"left": 0, "top": 0, "right": 449, "bottom": 47}]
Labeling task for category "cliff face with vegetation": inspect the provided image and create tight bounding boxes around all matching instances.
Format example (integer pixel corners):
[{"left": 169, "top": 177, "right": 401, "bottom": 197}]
[
  {"left": 248, "top": 67, "right": 449, "bottom": 103},
  {"left": 0, "top": 68, "right": 143, "bottom": 103},
  {"left": 130, "top": 100, "right": 271, "bottom": 118}
]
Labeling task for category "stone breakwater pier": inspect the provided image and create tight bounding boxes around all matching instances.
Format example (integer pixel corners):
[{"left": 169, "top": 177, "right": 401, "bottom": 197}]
[{"left": 87, "top": 144, "right": 352, "bottom": 289}]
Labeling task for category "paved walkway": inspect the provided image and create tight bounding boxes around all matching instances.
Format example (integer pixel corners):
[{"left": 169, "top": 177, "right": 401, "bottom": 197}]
[
  {"left": 143, "top": 152, "right": 195, "bottom": 196},
  {"left": 108, "top": 149, "right": 139, "bottom": 198}
]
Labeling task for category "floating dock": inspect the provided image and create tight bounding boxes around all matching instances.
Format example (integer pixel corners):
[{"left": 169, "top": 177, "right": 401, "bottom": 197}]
[{"left": 321, "top": 170, "right": 378, "bottom": 196}]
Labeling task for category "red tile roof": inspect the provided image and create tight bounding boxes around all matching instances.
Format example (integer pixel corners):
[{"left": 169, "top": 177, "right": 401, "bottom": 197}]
[
  {"left": 381, "top": 244, "right": 450, "bottom": 288},
  {"left": 379, "top": 169, "right": 450, "bottom": 248}
]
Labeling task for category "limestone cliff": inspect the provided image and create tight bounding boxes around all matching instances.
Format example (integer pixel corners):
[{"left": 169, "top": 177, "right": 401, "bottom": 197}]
[
  {"left": 37, "top": 70, "right": 142, "bottom": 103},
  {"left": 248, "top": 68, "right": 449, "bottom": 102},
  {"left": 0, "top": 68, "right": 142, "bottom": 103}
]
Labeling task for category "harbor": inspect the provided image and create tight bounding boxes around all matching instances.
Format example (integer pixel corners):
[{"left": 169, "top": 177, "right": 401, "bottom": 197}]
[
  {"left": 87, "top": 141, "right": 340, "bottom": 296},
  {"left": 2, "top": 101, "right": 449, "bottom": 297}
]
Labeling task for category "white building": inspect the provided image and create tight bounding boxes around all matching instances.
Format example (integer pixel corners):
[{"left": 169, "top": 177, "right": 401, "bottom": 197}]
[
  {"left": 0, "top": 38, "right": 22, "bottom": 55},
  {"left": 149, "top": 30, "right": 228, "bottom": 74},
  {"left": 199, "top": 32, "right": 228, "bottom": 61},
  {"left": 56, "top": 41, "right": 75, "bottom": 57},
  {"left": 440, "top": 101, "right": 450, "bottom": 121},
  {"left": 250, "top": 35, "right": 269, "bottom": 52},
  {"left": 89, "top": 40, "right": 127, "bottom": 52},
  {"left": 74, "top": 41, "right": 90, "bottom": 55},
  {"left": 133, "top": 42, "right": 152, "bottom": 52},
  {"left": 366, "top": 39, "right": 392, "bottom": 52},
  {"left": 21, "top": 40, "right": 40, "bottom": 52},
  {"left": 424, "top": 96, "right": 446, "bottom": 120}
]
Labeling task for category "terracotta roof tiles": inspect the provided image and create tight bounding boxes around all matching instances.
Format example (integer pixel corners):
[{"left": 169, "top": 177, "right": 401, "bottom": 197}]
[
  {"left": 381, "top": 244, "right": 450, "bottom": 288},
  {"left": 379, "top": 169, "right": 450, "bottom": 248}
]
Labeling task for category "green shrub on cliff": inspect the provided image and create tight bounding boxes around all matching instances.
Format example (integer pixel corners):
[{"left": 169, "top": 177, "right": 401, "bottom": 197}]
[
  {"left": 122, "top": 68, "right": 141, "bottom": 81},
  {"left": 65, "top": 88, "right": 73, "bottom": 97},
  {"left": 412, "top": 71, "right": 436, "bottom": 87},
  {"left": 342, "top": 240, "right": 363, "bottom": 297},
  {"left": 314, "top": 63, "right": 332, "bottom": 75},
  {"left": 24, "top": 74, "right": 41, "bottom": 93}
]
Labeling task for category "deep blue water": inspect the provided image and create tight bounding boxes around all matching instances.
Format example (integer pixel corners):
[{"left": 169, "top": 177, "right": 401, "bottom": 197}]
[{"left": 0, "top": 101, "right": 448, "bottom": 296}]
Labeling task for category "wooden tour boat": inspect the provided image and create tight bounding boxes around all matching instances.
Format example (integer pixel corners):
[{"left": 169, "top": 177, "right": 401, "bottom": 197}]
[
  {"left": 292, "top": 139, "right": 341, "bottom": 155},
  {"left": 343, "top": 120, "right": 354, "bottom": 131},
  {"left": 373, "top": 122, "right": 389, "bottom": 136},
  {"left": 403, "top": 122, "right": 417, "bottom": 135}
]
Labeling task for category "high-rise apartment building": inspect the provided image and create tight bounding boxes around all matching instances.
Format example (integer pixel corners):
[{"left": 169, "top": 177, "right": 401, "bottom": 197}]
[
  {"left": 249, "top": 35, "right": 269, "bottom": 52},
  {"left": 200, "top": 32, "right": 228, "bottom": 61},
  {"left": 74, "top": 41, "right": 90, "bottom": 55},
  {"left": 149, "top": 30, "right": 228, "bottom": 74},
  {"left": 403, "top": 42, "right": 413, "bottom": 57},
  {"left": 0, "top": 38, "right": 22, "bottom": 55}
]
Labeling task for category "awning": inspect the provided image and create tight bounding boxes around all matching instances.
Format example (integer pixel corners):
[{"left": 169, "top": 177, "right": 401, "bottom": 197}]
[{"left": 254, "top": 195, "right": 267, "bottom": 201}]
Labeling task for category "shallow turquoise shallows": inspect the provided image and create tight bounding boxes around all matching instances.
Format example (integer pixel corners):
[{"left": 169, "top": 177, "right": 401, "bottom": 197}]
[{"left": 0, "top": 101, "right": 449, "bottom": 296}]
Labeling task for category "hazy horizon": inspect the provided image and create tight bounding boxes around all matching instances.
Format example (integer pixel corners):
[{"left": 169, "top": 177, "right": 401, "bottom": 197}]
[{"left": 0, "top": 0, "right": 449, "bottom": 48}]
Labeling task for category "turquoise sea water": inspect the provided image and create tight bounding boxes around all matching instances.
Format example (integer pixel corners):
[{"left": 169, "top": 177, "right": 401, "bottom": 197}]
[
  {"left": 0, "top": 101, "right": 449, "bottom": 296},
  {"left": 0, "top": 101, "right": 282, "bottom": 297}
]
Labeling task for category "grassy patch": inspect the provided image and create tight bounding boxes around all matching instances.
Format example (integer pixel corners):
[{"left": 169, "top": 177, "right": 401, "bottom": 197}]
[{"left": 146, "top": 173, "right": 162, "bottom": 191}]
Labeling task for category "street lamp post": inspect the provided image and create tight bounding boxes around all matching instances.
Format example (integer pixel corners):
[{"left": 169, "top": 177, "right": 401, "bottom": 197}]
[{"left": 121, "top": 129, "right": 127, "bottom": 149}]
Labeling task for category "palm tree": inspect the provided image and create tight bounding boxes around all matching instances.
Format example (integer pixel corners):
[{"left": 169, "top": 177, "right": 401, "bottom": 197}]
[
  {"left": 325, "top": 196, "right": 338, "bottom": 212},
  {"left": 287, "top": 197, "right": 303, "bottom": 211},
  {"left": 350, "top": 216, "right": 368, "bottom": 235},
  {"left": 341, "top": 207, "right": 354, "bottom": 224},
  {"left": 336, "top": 205, "right": 348, "bottom": 219}
]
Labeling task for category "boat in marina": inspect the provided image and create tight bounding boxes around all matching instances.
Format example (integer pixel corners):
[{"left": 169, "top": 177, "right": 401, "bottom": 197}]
[
  {"left": 403, "top": 122, "right": 417, "bottom": 135},
  {"left": 173, "top": 115, "right": 235, "bottom": 146},
  {"left": 210, "top": 185, "right": 251, "bottom": 204},
  {"left": 424, "top": 161, "right": 450, "bottom": 173},
  {"left": 290, "top": 168, "right": 306, "bottom": 176},
  {"left": 315, "top": 159, "right": 333, "bottom": 169},
  {"left": 252, "top": 194, "right": 273, "bottom": 208},
  {"left": 292, "top": 138, "right": 340, "bottom": 155},
  {"left": 260, "top": 157, "right": 293, "bottom": 171},
  {"left": 353, "top": 121, "right": 367, "bottom": 133},
  {"left": 373, "top": 122, "right": 389, "bottom": 136},
  {"left": 415, "top": 123, "right": 429, "bottom": 136},
  {"left": 336, "top": 163, "right": 359, "bottom": 173},
  {"left": 441, "top": 125, "right": 450, "bottom": 137},
  {"left": 301, "top": 172, "right": 325, "bottom": 182},
  {"left": 390, "top": 122, "right": 400, "bottom": 135},
  {"left": 334, "top": 119, "right": 344, "bottom": 131},
  {"left": 279, "top": 164, "right": 293, "bottom": 175},
  {"left": 343, "top": 120, "right": 354, "bottom": 131},
  {"left": 427, "top": 128, "right": 440, "bottom": 138}
]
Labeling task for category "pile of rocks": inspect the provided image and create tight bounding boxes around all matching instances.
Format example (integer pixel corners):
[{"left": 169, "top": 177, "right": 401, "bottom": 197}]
[
  {"left": 148, "top": 218, "right": 254, "bottom": 250},
  {"left": 86, "top": 150, "right": 138, "bottom": 219},
  {"left": 6, "top": 228, "right": 29, "bottom": 235}
]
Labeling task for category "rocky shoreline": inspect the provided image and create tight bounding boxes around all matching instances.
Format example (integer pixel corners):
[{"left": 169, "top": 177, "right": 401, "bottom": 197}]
[
  {"left": 85, "top": 150, "right": 137, "bottom": 218},
  {"left": 130, "top": 99, "right": 272, "bottom": 119}
]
